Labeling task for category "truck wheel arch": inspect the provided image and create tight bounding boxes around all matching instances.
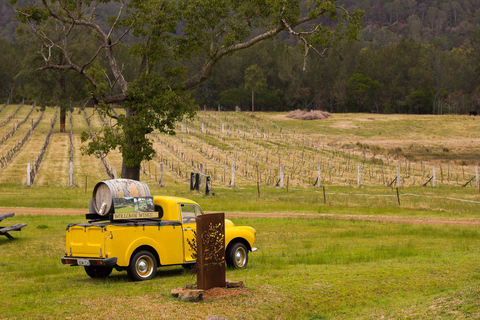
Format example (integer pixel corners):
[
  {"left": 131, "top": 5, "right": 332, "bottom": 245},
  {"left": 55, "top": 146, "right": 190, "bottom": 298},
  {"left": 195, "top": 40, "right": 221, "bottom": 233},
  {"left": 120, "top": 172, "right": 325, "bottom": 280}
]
[
  {"left": 130, "top": 245, "right": 160, "bottom": 267},
  {"left": 226, "top": 237, "right": 252, "bottom": 253}
]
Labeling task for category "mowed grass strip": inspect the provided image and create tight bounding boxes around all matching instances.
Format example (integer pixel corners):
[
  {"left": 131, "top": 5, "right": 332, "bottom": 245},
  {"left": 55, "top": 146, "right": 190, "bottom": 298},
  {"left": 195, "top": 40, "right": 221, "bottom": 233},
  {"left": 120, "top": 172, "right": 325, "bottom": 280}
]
[{"left": 1, "top": 215, "right": 480, "bottom": 319}]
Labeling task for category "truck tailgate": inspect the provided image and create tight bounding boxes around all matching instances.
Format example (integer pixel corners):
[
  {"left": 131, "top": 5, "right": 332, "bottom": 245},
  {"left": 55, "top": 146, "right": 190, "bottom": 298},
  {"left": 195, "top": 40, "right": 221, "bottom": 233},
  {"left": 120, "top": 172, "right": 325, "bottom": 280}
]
[{"left": 66, "top": 225, "right": 105, "bottom": 257}]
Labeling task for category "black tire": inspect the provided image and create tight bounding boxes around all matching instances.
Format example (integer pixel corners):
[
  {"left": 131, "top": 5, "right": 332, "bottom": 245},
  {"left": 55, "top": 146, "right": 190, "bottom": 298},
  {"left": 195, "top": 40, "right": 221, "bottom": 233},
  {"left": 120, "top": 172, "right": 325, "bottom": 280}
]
[
  {"left": 127, "top": 250, "right": 157, "bottom": 281},
  {"left": 182, "top": 263, "right": 195, "bottom": 270},
  {"left": 226, "top": 242, "right": 249, "bottom": 269},
  {"left": 84, "top": 266, "right": 113, "bottom": 278}
]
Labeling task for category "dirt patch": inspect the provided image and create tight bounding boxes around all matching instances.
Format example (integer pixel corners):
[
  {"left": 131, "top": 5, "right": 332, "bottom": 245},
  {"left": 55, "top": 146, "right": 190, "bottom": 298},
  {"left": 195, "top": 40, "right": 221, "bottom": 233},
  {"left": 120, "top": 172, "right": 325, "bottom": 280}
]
[
  {"left": 3, "top": 206, "right": 480, "bottom": 226},
  {"left": 0, "top": 206, "right": 85, "bottom": 216},
  {"left": 203, "top": 287, "right": 249, "bottom": 300},
  {"left": 225, "top": 212, "right": 480, "bottom": 226}
]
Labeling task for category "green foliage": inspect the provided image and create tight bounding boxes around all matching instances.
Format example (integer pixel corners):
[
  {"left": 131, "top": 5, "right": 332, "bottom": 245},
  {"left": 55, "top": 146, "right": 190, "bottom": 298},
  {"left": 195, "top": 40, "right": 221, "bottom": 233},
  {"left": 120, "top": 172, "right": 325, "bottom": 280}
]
[
  {"left": 346, "top": 73, "right": 384, "bottom": 112},
  {"left": 244, "top": 65, "right": 267, "bottom": 92},
  {"left": 82, "top": 73, "right": 196, "bottom": 167}
]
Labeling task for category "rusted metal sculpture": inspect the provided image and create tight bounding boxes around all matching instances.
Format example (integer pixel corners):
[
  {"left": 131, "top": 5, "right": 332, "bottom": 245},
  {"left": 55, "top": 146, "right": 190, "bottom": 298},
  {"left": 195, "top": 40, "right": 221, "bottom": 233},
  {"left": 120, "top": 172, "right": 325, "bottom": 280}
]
[{"left": 196, "top": 213, "right": 226, "bottom": 290}]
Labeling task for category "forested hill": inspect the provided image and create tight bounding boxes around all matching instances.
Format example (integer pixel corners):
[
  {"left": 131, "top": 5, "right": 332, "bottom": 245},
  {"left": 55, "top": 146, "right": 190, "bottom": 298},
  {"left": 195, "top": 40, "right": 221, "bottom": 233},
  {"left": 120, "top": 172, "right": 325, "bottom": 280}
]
[
  {"left": 1, "top": 0, "right": 480, "bottom": 114},
  {"left": 2, "top": 0, "right": 479, "bottom": 46},
  {"left": 352, "top": 0, "right": 480, "bottom": 49}
]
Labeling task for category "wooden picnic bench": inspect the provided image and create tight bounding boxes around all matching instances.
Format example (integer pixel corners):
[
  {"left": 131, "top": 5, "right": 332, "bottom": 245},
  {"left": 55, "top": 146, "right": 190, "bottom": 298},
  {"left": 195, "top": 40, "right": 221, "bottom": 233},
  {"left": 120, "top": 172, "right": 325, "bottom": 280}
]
[{"left": 0, "top": 213, "right": 27, "bottom": 239}]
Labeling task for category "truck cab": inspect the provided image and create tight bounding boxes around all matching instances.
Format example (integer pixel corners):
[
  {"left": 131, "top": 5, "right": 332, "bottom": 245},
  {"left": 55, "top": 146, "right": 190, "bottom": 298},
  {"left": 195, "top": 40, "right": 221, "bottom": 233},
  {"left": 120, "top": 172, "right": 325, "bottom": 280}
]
[{"left": 61, "top": 196, "right": 256, "bottom": 281}]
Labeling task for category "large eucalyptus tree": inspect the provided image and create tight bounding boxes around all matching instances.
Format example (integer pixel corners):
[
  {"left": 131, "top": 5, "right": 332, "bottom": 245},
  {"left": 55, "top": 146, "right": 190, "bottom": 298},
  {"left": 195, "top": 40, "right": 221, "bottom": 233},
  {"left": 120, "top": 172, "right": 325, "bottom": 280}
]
[{"left": 12, "top": 0, "right": 362, "bottom": 180}]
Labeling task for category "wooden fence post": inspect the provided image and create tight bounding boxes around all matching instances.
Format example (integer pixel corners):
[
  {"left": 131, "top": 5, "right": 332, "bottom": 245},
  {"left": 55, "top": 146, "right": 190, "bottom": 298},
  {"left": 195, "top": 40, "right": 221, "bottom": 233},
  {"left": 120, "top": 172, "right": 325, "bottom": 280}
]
[
  {"left": 433, "top": 167, "right": 436, "bottom": 187},
  {"left": 230, "top": 163, "right": 235, "bottom": 187}
]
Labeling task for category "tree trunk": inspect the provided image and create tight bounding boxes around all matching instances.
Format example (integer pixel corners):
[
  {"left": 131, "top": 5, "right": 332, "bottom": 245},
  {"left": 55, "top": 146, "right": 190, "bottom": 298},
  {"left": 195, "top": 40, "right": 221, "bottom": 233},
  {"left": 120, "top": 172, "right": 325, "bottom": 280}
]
[
  {"left": 120, "top": 107, "right": 142, "bottom": 180},
  {"left": 121, "top": 161, "right": 140, "bottom": 180},
  {"left": 251, "top": 88, "right": 255, "bottom": 112},
  {"left": 60, "top": 107, "right": 66, "bottom": 133}
]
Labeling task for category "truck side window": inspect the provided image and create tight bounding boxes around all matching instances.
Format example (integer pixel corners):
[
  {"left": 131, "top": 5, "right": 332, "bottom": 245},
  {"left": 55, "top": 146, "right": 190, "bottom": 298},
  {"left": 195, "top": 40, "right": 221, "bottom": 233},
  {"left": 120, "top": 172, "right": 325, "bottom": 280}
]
[
  {"left": 195, "top": 206, "right": 203, "bottom": 216},
  {"left": 181, "top": 204, "right": 196, "bottom": 224}
]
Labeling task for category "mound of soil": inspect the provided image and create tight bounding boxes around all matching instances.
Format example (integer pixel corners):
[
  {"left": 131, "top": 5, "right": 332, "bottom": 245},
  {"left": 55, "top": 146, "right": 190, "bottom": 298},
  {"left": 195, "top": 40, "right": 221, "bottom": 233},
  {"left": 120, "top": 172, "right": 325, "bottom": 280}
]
[{"left": 203, "top": 287, "right": 249, "bottom": 300}]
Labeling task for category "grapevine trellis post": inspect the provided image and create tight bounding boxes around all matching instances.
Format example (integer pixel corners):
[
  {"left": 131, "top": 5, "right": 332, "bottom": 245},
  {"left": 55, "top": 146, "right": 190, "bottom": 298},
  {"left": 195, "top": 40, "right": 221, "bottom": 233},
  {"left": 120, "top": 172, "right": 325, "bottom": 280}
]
[
  {"left": 69, "top": 161, "right": 74, "bottom": 187},
  {"left": 397, "top": 166, "right": 401, "bottom": 188},
  {"left": 280, "top": 164, "right": 284, "bottom": 189},
  {"left": 27, "top": 162, "right": 31, "bottom": 187},
  {"left": 230, "top": 163, "right": 235, "bottom": 187},
  {"left": 357, "top": 165, "right": 361, "bottom": 188},
  {"left": 476, "top": 165, "right": 479, "bottom": 189},
  {"left": 317, "top": 163, "right": 321, "bottom": 188},
  {"left": 160, "top": 164, "right": 164, "bottom": 187}
]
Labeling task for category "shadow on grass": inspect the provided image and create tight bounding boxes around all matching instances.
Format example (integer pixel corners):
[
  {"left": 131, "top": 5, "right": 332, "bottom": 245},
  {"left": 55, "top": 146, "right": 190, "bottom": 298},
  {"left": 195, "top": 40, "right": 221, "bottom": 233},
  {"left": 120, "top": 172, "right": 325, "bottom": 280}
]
[{"left": 73, "top": 266, "right": 186, "bottom": 283}]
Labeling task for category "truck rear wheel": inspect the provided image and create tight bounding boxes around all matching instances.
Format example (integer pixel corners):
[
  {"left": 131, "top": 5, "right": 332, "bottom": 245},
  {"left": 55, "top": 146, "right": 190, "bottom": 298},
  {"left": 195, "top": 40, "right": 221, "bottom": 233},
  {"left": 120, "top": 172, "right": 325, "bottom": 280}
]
[
  {"left": 226, "top": 242, "right": 248, "bottom": 269},
  {"left": 128, "top": 250, "right": 157, "bottom": 281},
  {"left": 84, "top": 266, "right": 113, "bottom": 278}
]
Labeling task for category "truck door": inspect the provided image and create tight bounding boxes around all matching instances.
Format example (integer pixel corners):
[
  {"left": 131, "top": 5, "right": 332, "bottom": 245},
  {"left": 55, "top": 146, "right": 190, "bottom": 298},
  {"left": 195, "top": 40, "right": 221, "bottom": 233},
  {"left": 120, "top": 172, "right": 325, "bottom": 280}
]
[{"left": 181, "top": 203, "right": 203, "bottom": 263}]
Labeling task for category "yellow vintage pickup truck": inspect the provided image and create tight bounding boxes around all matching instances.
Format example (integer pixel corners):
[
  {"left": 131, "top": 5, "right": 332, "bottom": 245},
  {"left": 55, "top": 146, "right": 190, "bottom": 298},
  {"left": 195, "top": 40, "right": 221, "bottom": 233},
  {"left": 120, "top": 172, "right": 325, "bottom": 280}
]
[{"left": 61, "top": 195, "right": 256, "bottom": 281}]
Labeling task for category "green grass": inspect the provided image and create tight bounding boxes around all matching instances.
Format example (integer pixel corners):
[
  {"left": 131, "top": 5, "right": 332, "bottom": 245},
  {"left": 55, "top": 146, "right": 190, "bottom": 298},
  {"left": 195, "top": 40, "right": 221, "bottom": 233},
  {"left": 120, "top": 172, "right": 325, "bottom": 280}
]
[{"left": 2, "top": 215, "right": 480, "bottom": 319}]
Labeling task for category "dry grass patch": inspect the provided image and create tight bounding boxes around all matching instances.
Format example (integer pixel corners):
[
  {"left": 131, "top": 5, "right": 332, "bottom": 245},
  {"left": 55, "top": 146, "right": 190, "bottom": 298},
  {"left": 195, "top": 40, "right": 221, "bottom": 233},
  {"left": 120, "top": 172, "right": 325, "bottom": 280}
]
[{"left": 286, "top": 109, "right": 331, "bottom": 120}]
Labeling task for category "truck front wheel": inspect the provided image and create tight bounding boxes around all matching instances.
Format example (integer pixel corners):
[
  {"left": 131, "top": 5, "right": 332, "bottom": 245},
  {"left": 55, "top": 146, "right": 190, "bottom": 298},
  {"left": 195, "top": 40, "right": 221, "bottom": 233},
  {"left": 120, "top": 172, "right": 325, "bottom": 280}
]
[
  {"left": 226, "top": 242, "right": 249, "bottom": 269},
  {"left": 128, "top": 250, "right": 157, "bottom": 281},
  {"left": 84, "top": 266, "right": 113, "bottom": 278}
]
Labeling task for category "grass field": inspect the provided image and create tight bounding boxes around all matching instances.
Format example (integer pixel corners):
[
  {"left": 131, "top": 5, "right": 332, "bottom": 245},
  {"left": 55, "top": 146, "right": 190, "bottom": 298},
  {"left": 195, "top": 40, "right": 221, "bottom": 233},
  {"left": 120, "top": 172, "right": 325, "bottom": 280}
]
[
  {"left": 1, "top": 215, "right": 480, "bottom": 319},
  {"left": 2, "top": 105, "right": 480, "bottom": 319}
]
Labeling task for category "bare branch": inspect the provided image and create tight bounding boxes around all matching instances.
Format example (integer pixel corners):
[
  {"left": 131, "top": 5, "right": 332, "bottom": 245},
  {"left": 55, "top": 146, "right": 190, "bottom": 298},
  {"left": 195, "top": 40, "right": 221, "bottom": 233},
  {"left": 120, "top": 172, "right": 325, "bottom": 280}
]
[
  {"left": 41, "top": 0, "right": 108, "bottom": 41},
  {"left": 110, "top": 63, "right": 125, "bottom": 92},
  {"left": 281, "top": 18, "right": 326, "bottom": 71},
  {"left": 183, "top": 15, "right": 315, "bottom": 90},
  {"left": 89, "top": 1, "right": 100, "bottom": 22},
  {"left": 107, "top": 0, "right": 125, "bottom": 40},
  {"left": 103, "top": 70, "right": 113, "bottom": 89}
]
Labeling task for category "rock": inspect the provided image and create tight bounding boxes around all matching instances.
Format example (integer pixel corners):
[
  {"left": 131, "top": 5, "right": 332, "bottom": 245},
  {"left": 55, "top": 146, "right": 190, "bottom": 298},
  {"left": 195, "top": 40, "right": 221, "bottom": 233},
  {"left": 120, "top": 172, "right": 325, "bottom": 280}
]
[
  {"left": 184, "top": 283, "right": 197, "bottom": 289},
  {"left": 171, "top": 287, "right": 185, "bottom": 297},
  {"left": 206, "top": 316, "right": 228, "bottom": 320},
  {"left": 225, "top": 278, "right": 245, "bottom": 288},
  {"left": 178, "top": 289, "right": 205, "bottom": 302}
]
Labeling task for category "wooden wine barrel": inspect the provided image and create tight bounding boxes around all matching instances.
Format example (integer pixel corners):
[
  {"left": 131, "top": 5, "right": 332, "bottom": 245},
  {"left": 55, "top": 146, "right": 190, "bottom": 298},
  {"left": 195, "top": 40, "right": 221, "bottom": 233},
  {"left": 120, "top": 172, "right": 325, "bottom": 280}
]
[{"left": 92, "top": 179, "right": 151, "bottom": 215}]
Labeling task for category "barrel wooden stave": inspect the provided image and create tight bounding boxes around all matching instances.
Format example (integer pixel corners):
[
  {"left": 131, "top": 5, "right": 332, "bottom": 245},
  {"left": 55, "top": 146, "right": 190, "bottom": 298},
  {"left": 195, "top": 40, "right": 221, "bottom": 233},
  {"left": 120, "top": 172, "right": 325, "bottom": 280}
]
[{"left": 92, "top": 179, "right": 151, "bottom": 215}]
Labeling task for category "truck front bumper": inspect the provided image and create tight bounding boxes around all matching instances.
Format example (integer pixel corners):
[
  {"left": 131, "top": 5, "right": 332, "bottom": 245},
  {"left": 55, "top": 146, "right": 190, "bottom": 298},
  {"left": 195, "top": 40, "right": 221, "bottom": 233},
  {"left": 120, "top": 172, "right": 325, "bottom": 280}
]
[{"left": 61, "top": 257, "right": 117, "bottom": 267}]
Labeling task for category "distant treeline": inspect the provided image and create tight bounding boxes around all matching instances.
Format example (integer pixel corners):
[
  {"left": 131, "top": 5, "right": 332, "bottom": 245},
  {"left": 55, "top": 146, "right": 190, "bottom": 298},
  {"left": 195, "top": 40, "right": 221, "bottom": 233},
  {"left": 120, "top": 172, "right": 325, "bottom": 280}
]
[
  {"left": 191, "top": 35, "right": 480, "bottom": 114},
  {"left": 1, "top": 0, "right": 480, "bottom": 114}
]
